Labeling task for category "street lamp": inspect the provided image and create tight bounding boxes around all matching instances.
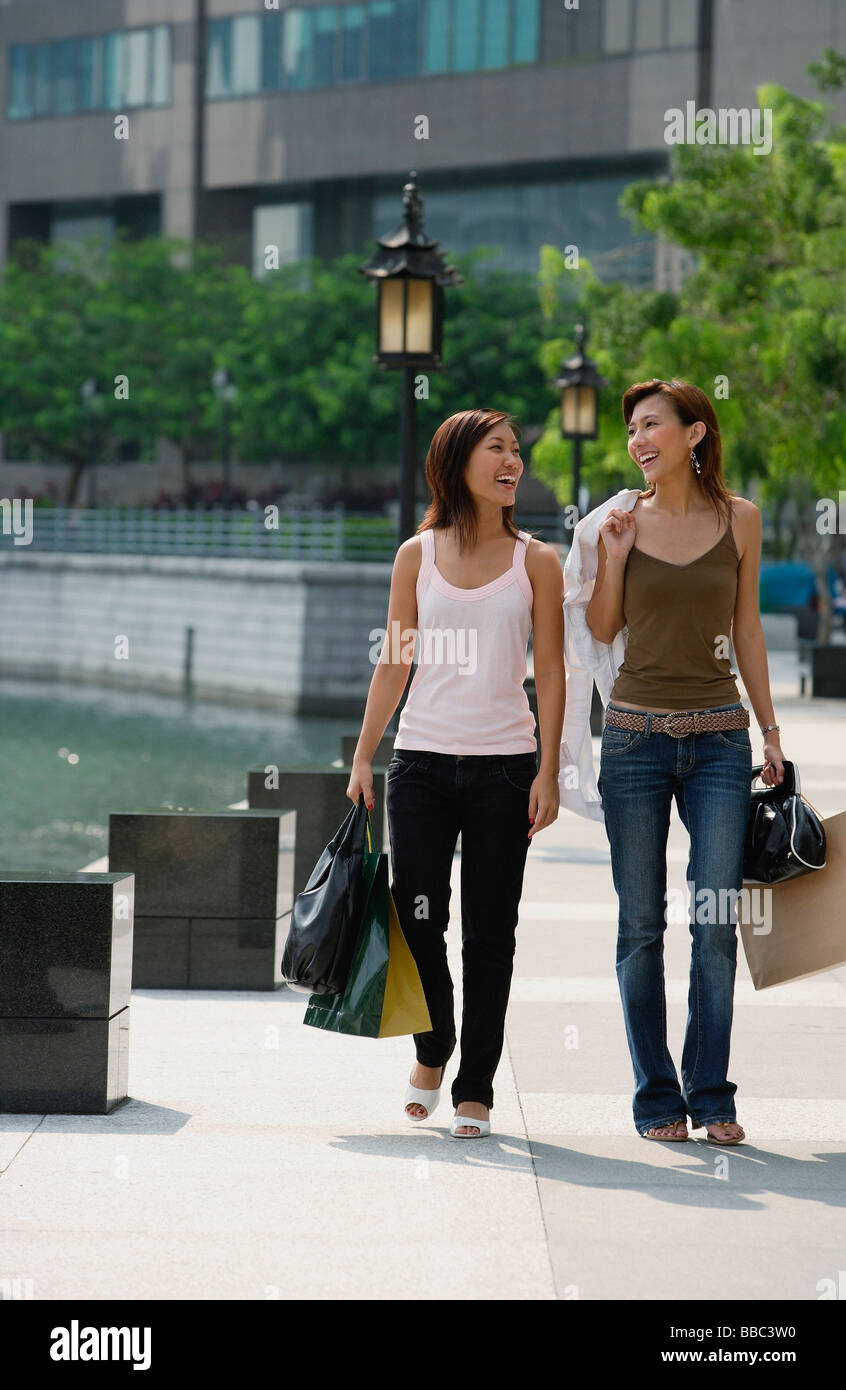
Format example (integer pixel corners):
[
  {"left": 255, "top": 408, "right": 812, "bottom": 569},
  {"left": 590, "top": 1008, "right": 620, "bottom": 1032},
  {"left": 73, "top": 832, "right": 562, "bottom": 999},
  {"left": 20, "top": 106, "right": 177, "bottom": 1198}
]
[
  {"left": 212, "top": 366, "right": 237, "bottom": 506},
  {"left": 359, "top": 171, "right": 462, "bottom": 543},
  {"left": 552, "top": 322, "right": 608, "bottom": 521}
]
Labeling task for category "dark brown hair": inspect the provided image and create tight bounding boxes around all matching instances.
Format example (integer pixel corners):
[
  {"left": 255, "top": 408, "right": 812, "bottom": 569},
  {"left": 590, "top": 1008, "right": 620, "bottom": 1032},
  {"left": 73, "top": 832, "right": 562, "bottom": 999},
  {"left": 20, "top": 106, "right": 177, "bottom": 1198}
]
[
  {"left": 419, "top": 409, "right": 523, "bottom": 552},
  {"left": 621, "top": 379, "right": 734, "bottom": 523}
]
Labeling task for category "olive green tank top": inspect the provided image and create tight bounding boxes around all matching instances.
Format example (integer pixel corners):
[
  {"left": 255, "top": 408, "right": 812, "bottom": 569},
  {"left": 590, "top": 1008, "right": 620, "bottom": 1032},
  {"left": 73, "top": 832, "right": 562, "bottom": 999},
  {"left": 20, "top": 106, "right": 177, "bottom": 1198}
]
[{"left": 609, "top": 505, "right": 741, "bottom": 710}]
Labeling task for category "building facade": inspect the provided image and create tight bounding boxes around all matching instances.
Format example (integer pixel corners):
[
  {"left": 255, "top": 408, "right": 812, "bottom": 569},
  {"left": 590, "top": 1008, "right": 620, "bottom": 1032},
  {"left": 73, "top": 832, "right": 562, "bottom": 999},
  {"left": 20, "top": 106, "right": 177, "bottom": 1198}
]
[{"left": 1, "top": 1, "right": 842, "bottom": 287}]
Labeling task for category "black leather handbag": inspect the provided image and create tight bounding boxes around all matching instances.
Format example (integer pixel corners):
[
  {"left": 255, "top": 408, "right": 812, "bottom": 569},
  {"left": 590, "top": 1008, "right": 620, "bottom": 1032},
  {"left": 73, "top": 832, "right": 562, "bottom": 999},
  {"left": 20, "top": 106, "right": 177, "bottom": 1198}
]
[
  {"left": 742, "top": 760, "right": 826, "bottom": 884},
  {"left": 281, "top": 794, "right": 372, "bottom": 995}
]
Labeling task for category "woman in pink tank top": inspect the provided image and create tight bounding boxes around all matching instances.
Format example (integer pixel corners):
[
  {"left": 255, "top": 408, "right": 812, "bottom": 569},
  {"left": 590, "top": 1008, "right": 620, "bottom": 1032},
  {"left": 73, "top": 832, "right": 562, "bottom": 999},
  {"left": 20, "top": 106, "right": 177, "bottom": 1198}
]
[{"left": 348, "top": 409, "right": 565, "bottom": 1138}]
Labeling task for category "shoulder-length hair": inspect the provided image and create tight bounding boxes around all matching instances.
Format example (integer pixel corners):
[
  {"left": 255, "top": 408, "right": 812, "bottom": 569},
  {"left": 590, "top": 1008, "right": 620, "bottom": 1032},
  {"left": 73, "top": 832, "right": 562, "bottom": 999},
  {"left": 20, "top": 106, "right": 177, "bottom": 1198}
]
[
  {"left": 621, "top": 379, "right": 734, "bottom": 524},
  {"left": 418, "top": 408, "right": 523, "bottom": 552}
]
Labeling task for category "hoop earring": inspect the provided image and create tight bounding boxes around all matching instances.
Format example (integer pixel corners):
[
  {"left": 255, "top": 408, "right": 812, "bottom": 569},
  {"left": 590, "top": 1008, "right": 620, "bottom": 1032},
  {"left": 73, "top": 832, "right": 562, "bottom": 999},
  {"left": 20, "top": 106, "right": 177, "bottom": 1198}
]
[{"left": 690, "top": 449, "right": 701, "bottom": 475}]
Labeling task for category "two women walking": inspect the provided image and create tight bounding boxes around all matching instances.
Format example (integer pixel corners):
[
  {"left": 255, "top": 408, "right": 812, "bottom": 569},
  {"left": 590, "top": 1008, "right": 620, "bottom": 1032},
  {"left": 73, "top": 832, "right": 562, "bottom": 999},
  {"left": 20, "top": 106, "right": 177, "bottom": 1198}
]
[{"left": 348, "top": 381, "right": 785, "bottom": 1143}]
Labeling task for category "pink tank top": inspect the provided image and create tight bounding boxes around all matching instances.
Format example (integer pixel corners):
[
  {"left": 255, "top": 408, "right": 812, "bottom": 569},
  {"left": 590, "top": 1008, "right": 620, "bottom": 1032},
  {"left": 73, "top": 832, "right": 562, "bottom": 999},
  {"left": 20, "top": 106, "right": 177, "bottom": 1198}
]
[{"left": 393, "top": 528, "right": 537, "bottom": 755}]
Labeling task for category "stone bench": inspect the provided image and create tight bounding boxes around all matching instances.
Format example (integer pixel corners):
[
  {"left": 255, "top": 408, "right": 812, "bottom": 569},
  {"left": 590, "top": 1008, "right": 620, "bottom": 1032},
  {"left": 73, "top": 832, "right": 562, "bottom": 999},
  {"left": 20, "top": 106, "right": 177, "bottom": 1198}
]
[
  {"left": 0, "top": 870, "right": 133, "bottom": 1114},
  {"left": 108, "top": 809, "right": 295, "bottom": 989}
]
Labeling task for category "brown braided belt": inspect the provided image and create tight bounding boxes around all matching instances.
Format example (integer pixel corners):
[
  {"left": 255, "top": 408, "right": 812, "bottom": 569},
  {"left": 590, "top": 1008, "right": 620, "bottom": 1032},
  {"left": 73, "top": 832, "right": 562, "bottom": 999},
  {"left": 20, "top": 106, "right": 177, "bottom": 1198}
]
[{"left": 604, "top": 706, "right": 750, "bottom": 738}]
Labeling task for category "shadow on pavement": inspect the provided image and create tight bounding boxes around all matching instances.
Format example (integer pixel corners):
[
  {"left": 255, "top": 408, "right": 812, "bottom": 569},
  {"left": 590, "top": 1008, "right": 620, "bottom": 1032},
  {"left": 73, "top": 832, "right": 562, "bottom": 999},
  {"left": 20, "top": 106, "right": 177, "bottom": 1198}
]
[{"left": 329, "top": 1131, "right": 846, "bottom": 1210}]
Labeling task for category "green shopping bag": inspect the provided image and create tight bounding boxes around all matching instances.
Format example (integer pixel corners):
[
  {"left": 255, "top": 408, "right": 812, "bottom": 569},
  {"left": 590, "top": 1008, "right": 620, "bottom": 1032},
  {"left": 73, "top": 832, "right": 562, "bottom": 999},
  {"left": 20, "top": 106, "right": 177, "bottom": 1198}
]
[{"left": 303, "top": 819, "right": 431, "bottom": 1038}]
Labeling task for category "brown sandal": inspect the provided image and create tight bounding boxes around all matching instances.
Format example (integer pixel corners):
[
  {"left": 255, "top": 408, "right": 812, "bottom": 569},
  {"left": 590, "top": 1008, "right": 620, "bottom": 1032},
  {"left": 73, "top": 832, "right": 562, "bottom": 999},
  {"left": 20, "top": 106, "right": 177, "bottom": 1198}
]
[
  {"left": 642, "top": 1120, "right": 689, "bottom": 1141},
  {"left": 700, "top": 1121, "right": 745, "bottom": 1145}
]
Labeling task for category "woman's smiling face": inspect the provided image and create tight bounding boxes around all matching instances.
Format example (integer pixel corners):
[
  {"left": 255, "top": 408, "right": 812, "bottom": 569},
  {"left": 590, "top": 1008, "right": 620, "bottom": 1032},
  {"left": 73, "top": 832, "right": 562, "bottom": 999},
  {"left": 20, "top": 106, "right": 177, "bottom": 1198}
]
[
  {"left": 463, "top": 426, "right": 524, "bottom": 505},
  {"left": 626, "top": 392, "right": 704, "bottom": 482}
]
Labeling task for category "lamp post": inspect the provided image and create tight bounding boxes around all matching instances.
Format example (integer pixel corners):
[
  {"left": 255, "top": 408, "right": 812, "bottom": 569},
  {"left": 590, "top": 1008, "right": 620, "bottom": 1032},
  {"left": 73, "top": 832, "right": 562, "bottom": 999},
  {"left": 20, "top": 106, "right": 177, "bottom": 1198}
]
[
  {"left": 212, "top": 366, "right": 237, "bottom": 506},
  {"left": 359, "top": 172, "right": 462, "bottom": 544},
  {"left": 80, "top": 377, "right": 101, "bottom": 507},
  {"left": 553, "top": 322, "right": 608, "bottom": 522}
]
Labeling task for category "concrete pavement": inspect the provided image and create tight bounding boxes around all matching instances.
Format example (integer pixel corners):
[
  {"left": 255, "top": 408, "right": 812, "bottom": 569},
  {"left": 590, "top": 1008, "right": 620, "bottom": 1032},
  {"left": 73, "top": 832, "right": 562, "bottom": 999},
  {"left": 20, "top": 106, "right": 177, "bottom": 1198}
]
[{"left": 1, "top": 657, "right": 845, "bottom": 1300}]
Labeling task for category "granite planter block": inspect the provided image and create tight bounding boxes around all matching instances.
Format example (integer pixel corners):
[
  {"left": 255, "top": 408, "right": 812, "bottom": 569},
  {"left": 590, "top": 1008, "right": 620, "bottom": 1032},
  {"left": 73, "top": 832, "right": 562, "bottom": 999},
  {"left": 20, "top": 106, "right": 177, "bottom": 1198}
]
[
  {"left": 0, "top": 871, "right": 134, "bottom": 1019},
  {"left": 812, "top": 644, "right": 846, "bottom": 698},
  {"left": 189, "top": 911, "right": 291, "bottom": 989},
  {"left": 0, "top": 870, "right": 133, "bottom": 1114},
  {"left": 247, "top": 768, "right": 385, "bottom": 897},
  {"left": 0, "top": 1012, "right": 129, "bottom": 1114},
  {"left": 131, "top": 917, "right": 190, "bottom": 989},
  {"left": 109, "top": 810, "right": 294, "bottom": 919},
  {"left": 108, "top": 810, "right": 296, "bottom": 989}
]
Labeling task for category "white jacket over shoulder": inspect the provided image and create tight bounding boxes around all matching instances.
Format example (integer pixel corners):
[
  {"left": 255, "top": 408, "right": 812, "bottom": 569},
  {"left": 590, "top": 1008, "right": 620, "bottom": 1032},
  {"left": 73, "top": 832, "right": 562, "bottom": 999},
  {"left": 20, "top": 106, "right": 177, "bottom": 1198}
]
[{"left": 557, "top": 488, "right": 642, "bottom": 821}]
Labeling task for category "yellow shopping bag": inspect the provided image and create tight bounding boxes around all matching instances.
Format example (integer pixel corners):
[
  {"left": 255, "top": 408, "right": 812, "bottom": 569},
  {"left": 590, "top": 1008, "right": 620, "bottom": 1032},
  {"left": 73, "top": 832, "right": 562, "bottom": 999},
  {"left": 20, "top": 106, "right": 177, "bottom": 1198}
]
[{"left": 379, "top": 887, "right": 432, "bottom": 1036}]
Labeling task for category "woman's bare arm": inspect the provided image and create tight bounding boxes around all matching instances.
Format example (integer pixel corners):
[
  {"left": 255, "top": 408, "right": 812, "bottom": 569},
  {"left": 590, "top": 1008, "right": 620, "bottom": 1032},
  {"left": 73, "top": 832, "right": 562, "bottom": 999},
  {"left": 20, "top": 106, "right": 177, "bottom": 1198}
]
[
  {"left": 348, "top": 537, "right": 421, "bottom": 808},
  {"left": 585, "top": 511, "right": 635, "bottom": 643},
  {"left": 525, "top": 542, "right": 565, "bottom": 836},
  {"left": 730, "top": 499, "right": 785, "bottom": 785}
]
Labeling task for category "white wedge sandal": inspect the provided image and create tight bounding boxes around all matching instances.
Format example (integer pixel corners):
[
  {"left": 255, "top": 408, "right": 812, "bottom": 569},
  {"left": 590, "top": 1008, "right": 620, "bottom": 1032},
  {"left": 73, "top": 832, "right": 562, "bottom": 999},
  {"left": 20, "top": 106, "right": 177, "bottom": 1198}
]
[
  {"left": 450, "top": 1111, "right": 491, "bottom": 1138},
  {"left": 404, "top": 1065, "right": 446, "bottom": 1122}
]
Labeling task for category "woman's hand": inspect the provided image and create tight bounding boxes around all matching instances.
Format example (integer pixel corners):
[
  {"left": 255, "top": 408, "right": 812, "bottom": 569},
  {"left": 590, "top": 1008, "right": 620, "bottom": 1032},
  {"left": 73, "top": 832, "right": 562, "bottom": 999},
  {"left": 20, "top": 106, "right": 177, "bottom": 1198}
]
[
  {"left": 761, "top": 735, "right": 785, "bottom": 786},
  {"left": 598, "top": 508, "right": 637, "bottom": 563},
  {"left": 347, "top": 758, "right": 376, "bottom": 810},
  {"left": 528, "top": 769, "right": 560, "bottom": 839}
]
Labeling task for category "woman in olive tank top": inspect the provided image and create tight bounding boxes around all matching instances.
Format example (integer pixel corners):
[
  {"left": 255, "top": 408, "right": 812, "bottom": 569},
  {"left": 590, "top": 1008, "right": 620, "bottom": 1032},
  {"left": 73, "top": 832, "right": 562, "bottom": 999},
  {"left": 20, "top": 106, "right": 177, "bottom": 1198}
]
[{"left": 587, "top": 379, "right": 786, "bottom": 1145}]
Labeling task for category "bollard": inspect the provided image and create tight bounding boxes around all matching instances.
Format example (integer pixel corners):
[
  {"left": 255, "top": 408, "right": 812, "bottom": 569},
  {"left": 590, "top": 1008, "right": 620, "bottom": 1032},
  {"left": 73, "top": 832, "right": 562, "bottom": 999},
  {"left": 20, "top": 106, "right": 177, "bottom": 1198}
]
[
  {"left": 109, "top": 809, "right": 295, "bottom": 989},
  {"left": 0, "top": 871, "right": 133, "bottom": 1113}
]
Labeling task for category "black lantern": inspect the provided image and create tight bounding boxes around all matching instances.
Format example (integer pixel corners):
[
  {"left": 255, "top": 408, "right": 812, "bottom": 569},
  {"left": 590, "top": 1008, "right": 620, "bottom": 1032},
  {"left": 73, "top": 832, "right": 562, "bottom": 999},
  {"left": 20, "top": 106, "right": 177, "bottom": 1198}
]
[
  {"left": 359, "top": 173, "right": 462, "bottom": 543},
  {"left": 553, "top": 322, "right": 607, "bottom": 440},
  {"left": 552, "top": 322, "right": 608, "bottom": 519},
  {"left": 359, "top": 172, "right": 462, "bottom": 369}
]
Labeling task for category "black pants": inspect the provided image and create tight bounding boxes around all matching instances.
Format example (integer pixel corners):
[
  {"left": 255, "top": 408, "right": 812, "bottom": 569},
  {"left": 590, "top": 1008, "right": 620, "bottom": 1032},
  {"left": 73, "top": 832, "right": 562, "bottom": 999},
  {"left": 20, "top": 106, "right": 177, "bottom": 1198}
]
[{"left": 385, "top": 749, "right": 536, "bottom": 1110}]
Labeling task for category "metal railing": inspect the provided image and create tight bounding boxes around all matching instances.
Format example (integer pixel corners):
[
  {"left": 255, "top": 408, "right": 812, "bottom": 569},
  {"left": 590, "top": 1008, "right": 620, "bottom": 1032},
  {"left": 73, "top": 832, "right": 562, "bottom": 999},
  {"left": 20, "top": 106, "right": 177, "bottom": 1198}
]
[{"left": 0, "top": 505, "right": 569, "bottom": 561}]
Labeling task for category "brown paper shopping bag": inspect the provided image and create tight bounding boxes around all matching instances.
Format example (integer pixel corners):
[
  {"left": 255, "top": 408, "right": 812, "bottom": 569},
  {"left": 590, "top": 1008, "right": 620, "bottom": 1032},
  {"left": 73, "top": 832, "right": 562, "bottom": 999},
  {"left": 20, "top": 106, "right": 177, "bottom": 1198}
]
[{"left": 738, "top": 809, "right": 846, "bottom": 989}]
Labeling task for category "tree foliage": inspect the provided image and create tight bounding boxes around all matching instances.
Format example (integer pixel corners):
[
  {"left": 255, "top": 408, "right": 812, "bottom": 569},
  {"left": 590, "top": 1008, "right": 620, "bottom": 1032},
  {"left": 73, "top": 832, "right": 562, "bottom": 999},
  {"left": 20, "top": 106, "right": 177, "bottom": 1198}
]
[{"left": 0, "top": 235, "right": 547, "bottom": 502}]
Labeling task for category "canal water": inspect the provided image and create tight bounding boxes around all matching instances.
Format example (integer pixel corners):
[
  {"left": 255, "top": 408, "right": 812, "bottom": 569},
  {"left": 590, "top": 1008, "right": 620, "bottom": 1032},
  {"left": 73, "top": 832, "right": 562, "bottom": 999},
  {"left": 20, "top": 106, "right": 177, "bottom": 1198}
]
[{"left": 0, "top": 678, "right": 356, "bottom": 873}]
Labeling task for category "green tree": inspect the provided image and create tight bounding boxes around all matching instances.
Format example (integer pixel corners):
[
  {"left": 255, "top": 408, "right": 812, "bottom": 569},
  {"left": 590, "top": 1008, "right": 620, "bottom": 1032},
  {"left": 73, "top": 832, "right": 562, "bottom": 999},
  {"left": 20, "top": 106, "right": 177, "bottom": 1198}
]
[
  {"left": 531, "top": 245, "right": 680, "bottom": 504},
  {"left": 0, "top": 232, "right": 252, "bottom": 503},
  {"left": 0, "top": 237, "right": 551, "bottom": 505},
  {"left": 235, "top": 246, "right": 551, "bottom": 480}
]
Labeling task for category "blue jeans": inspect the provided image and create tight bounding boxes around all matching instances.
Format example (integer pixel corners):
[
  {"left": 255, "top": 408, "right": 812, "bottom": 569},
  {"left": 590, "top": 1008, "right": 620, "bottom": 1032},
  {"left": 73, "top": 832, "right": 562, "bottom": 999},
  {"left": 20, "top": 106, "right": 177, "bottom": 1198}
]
[
  {"left": 597, "top": 701, "right": 752, "bottom": 1134},
  {"left": 385, "top": 749, "right": 536, "bottom": 1110}
]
